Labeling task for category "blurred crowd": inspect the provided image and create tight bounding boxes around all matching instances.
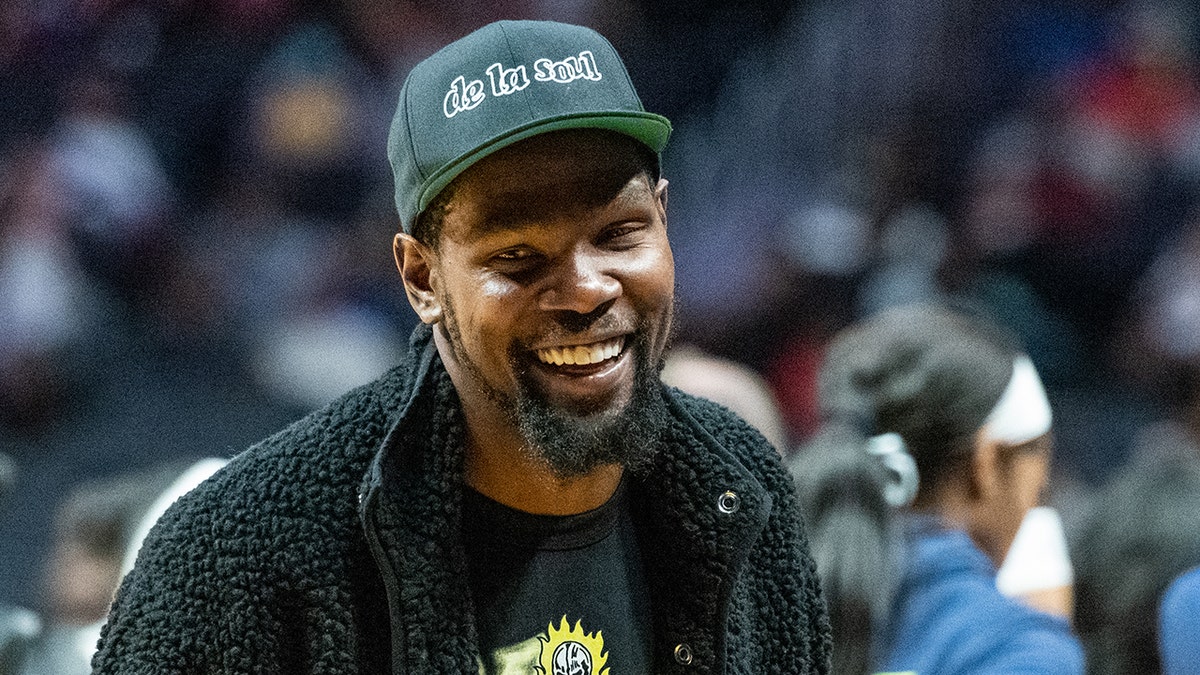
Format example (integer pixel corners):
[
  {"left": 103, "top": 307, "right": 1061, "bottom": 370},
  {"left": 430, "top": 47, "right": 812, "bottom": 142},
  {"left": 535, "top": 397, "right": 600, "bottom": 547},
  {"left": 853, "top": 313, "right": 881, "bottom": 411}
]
[{"left": 3, "top": 0, "right": 1200, "bottom": 672}]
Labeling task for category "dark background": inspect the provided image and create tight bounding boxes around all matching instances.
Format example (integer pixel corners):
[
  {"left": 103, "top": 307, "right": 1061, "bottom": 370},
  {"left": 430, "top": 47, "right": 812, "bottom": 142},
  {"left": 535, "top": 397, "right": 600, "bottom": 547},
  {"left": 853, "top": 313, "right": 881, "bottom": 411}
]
[{"left": 3, "top": 0, "right": 1199, "bottom": 617}]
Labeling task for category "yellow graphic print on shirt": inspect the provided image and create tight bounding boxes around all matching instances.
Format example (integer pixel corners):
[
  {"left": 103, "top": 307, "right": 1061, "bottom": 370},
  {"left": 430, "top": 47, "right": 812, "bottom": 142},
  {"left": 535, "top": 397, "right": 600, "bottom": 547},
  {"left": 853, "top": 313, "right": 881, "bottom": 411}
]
[
  {"left": 537, "top": 616, "right": 609, "bottom": 675},
  {"left": 481, "top": 616, "right": 609, "bottom": 675}
]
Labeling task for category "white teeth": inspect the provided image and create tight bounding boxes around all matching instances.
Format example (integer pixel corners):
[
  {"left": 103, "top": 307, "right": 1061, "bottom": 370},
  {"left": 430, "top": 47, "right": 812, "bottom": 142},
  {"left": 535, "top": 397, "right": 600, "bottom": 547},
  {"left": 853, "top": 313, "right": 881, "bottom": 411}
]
[{"left": 535, "top": 337, "right": 624, "bottom": 366}]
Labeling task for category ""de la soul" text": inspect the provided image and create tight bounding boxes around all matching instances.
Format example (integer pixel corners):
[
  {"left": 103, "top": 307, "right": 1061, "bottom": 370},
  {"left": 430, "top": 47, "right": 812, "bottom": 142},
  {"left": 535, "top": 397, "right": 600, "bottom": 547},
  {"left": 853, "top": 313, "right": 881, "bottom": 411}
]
[{"left": 443, "top": 50, "right": 603, "bottom": 118}]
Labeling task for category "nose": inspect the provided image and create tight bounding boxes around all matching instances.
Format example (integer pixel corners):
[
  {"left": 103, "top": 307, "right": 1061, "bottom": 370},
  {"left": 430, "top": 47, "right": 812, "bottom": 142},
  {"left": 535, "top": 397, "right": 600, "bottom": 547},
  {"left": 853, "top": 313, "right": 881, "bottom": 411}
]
[{"left": 538, "top": 248, "right": 621, "bottom": 315}]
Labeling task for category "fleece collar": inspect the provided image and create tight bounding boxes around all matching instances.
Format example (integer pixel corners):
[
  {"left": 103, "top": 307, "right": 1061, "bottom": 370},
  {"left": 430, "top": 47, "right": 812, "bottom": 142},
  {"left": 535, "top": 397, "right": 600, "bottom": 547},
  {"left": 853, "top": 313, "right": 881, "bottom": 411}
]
[{"left": 357, "top": 325, "right": 772, "bottom": 674}]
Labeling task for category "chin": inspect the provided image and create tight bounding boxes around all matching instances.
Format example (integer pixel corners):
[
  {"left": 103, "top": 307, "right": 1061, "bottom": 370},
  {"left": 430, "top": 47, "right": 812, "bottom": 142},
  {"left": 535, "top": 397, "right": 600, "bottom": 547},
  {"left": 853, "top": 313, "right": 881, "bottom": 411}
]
[{"left": 551, "top": 388, "right": 634, "bottom": 421}]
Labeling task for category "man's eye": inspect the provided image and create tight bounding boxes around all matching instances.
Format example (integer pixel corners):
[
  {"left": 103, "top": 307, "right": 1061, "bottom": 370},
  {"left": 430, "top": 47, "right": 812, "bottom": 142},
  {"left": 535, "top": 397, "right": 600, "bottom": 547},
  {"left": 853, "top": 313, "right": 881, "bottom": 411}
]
[
  {"left": 490, "top": 249, "right": 544, "bottom": 271},
  {"left": 600, "top": 223, "right": 644, "bottom": 245},
  {"left": 494, "top": 248, "right": 533, "bottom": 261}
]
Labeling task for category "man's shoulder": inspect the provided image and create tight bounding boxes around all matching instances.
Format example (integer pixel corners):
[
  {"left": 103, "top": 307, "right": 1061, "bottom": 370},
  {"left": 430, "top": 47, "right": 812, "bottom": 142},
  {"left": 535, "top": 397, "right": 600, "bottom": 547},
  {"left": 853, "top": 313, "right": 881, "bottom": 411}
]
[
  {"left": 230, "top": 353, "right": 433, "bottom": 469},
  {"left": 145, "top": 364, "right": 419, "bottom": 542},
  {"left": 663, "top": 387, "right": 801, "bottom": 516},
  {"left": 667, "top": 387, "right": 784, "bottom": 465}
]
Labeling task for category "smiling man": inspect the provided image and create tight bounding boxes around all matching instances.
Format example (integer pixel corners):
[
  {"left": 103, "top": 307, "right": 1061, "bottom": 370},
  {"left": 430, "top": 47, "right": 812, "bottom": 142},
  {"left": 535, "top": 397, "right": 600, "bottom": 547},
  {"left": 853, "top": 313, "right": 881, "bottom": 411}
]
[
  {"left": 403, "top": 129, "right": 676, "bottom": 511},
  {"left": 93, "top": 20, "right": 831, "bottom": 674}
]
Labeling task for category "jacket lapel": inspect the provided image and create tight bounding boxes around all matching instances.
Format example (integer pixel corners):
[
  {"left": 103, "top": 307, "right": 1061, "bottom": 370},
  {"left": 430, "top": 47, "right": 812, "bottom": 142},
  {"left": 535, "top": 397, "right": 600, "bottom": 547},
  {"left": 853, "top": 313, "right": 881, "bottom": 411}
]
[
  {"left": 631, "top": 388, "right": 772, "bottom": 675},
  {"left": 360, "top": 329, "right": 482, "bottom": 673},
  {"left": 360, "top": 330, "right": 774, "bottom": 675}
]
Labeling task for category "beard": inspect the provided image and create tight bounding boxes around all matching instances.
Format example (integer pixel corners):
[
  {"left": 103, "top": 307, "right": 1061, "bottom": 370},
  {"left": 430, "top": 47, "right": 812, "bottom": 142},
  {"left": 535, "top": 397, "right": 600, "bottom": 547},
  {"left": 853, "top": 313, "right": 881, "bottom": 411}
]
[
  {"left": 442, "top": 301, "right": 672, "bottom": 480},
  {"left": 511, "top": 326, "right": 669, "bottom": 479}
]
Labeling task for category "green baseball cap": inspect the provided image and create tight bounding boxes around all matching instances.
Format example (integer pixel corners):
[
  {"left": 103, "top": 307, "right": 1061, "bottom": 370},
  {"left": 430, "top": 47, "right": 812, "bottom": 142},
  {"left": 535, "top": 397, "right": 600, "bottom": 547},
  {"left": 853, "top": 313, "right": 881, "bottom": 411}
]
[{"left": 387, "top": 20, "right": 672, "bottom": 232}]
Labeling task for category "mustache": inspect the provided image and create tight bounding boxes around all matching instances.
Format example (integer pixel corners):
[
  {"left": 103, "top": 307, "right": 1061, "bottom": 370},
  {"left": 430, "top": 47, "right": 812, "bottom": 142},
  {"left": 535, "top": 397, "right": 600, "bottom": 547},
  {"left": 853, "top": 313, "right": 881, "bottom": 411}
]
[
  {"left": 550, "top": 300, "right": 618, "bottom": 333},
  {"left": 522, "top": 307, "right": 639, "bottom": 347}
]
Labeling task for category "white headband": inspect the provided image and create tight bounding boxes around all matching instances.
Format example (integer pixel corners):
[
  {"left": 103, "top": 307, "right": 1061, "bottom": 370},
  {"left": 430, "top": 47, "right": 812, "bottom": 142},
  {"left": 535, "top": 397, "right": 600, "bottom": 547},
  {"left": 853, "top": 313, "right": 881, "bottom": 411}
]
[{"left": 980, "top": 355, "right": 1052, "bottom": 445}]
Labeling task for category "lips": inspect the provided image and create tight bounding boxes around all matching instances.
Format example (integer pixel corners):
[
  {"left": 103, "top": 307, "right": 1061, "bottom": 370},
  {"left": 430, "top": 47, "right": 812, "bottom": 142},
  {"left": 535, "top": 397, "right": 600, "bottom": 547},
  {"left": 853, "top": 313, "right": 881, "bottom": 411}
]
[
  {"left": 524, "top": 334, "right": 632, "bottom": 411},
  {"left": 533, "top": 337, "right": 625, "bottom": 367}
]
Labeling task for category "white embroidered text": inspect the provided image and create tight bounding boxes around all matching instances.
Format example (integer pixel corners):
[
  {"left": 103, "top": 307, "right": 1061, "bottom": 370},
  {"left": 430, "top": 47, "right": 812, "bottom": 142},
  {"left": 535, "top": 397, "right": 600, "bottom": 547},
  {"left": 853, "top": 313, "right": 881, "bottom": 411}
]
[
  {"left": 440, "top": 51, "right": 604, "bottom": 119},
  {"left": 443, "top": 75, "right": 485, "bottom": 118}
]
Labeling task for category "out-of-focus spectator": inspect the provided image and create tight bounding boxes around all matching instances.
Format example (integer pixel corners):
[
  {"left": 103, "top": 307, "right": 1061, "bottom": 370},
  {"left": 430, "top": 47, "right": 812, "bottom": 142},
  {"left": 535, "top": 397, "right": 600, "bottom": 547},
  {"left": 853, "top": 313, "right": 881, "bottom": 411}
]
[
  {"left": 237, "top": 19, "right": 377, "bottom": 217},
  {"left": 0, "top": 138, "right": 98, "bottom": 432},
  {"left": 857, "top": 202, "right": 950, "bottom": 316},
  {"left": 1160, "top": 564, "right": 1200, "bottom": 675},
  {"left": 50, "top": 72, "right": 174, "bottom": 303},
  {"left": 661, "top": 344, "right": 790, "bottom": 452},
  {"left": 789, "top": 302, "right": 1083, "bottom": 675},
  {"left": 1071, "top": 424, "right": 1200, "bottom": 675},
  {"left": 1133, "top": 217, "right": 1200, "bottom": 367},
  {"left": 14, "top": 463, "right": 196, "bottom": 675}
]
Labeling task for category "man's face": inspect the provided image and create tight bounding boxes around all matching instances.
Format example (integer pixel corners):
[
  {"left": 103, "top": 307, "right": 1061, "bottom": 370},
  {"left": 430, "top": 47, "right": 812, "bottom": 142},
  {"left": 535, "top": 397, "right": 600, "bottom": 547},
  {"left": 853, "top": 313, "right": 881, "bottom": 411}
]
[{"left": 402, "top": 130, "right": 675, "bottom": 477}]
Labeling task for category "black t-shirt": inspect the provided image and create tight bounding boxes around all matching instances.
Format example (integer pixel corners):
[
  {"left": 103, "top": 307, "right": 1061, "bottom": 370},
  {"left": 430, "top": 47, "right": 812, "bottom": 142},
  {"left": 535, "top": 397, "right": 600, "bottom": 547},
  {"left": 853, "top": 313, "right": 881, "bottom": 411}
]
[{"left": 462, "top": 479, "right": 652, "bottom": 674}]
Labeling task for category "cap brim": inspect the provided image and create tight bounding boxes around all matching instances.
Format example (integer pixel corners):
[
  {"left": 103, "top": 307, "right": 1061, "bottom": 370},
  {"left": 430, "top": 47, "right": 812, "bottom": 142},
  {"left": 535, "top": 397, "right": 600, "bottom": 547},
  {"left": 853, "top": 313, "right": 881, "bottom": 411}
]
[{"left": 415, "top": 111, "right": 672, "bottom": 217}]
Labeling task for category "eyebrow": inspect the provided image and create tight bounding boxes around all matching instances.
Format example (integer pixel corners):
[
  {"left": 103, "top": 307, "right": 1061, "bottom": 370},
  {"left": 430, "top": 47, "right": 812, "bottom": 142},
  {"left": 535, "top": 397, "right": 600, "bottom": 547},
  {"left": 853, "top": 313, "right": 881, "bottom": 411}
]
[{"left": 467, "top": 175, "right": 654, "bottom": 239}]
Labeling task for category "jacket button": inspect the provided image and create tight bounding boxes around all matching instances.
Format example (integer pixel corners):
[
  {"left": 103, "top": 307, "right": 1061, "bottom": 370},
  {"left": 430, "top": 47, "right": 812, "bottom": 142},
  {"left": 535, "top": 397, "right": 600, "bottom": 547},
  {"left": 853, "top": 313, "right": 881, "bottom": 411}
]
[
  {"left": 674, "top": 642, "right": 693, "bottom": 665},
  {"left": 717, "top": 490, "right": 740, "bottom": 514}
]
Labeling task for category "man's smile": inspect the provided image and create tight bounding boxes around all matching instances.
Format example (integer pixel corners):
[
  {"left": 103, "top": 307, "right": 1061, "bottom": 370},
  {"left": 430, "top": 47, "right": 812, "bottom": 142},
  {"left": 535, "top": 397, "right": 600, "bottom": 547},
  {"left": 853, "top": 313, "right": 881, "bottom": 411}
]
[
  {"left": 522, "top": 334, "right": 636, "bottom": 413},
  {"left": 533, "top": 336, "right": 625, "bottom": 367}
]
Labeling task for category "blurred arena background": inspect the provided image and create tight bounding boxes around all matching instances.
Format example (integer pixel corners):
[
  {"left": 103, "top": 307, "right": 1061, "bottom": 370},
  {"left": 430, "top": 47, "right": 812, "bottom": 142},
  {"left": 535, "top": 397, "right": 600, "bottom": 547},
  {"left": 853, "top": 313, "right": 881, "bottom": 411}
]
[{"left": 2, "top": 0, "right": 1200, "bottom": 630}]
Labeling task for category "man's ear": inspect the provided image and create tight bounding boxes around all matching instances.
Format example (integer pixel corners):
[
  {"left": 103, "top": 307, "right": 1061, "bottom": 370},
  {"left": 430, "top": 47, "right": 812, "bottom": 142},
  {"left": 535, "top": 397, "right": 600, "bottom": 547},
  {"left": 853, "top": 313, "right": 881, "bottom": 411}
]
[
  {"left": 394, "top": 233, "right": 442, "bottom": 325},
  {"left": 654, "top": 178, "right": 669, "bottom": 224}
]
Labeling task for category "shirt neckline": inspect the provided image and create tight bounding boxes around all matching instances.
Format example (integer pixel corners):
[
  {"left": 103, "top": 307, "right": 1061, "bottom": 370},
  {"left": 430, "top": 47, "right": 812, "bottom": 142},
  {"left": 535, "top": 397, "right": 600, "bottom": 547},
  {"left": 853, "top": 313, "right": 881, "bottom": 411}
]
[{"left": 462, "top": 477, "right": 628, "bottom": 552}]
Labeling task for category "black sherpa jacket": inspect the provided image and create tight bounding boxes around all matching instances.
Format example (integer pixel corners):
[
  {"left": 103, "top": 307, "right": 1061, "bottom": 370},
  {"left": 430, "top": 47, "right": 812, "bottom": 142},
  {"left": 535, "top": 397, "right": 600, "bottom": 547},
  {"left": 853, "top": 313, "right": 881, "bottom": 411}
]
[{"left": 93, "top": 325, "right": 831, "bottom": 674}]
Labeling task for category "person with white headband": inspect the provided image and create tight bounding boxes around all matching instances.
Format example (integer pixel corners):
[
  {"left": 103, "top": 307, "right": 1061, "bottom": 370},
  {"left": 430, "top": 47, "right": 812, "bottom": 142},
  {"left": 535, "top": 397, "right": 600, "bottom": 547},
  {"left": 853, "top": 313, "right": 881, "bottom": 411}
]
[{"left": 788, "top": 302, "right": 1083, "bottom": 675}]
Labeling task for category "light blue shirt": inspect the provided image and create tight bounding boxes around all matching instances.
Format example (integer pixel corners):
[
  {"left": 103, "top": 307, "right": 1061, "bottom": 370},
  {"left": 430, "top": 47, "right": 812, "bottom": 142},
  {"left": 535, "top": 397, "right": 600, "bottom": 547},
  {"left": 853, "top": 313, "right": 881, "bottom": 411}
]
[
  {"left": 1161, "top": 565, "right": 1200, "bottom": 675},
  {"left": 875, "top": 518, "right": 1084, "bottom": 674}
]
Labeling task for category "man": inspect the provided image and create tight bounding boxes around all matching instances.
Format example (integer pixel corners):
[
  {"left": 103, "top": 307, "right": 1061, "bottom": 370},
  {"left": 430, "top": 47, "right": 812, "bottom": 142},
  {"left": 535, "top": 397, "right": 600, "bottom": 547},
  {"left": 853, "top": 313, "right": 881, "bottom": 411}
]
[{"left": 93, "top": 20, "right": 831, "bottom": 674}]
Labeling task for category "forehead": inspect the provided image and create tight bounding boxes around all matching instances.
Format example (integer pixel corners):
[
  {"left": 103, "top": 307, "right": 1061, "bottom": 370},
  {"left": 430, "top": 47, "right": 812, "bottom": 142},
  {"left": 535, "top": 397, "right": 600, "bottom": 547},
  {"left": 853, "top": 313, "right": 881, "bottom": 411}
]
[{"left": 439, "top": 130, "right": 656, "bottom": 240}]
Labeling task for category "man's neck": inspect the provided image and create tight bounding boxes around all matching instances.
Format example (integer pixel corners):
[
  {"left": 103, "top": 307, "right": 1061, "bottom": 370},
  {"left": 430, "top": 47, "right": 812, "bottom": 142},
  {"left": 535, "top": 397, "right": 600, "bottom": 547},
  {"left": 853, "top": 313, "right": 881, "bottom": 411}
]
[
  {"left": 463, "top": 423, "right": 624, "bottom": 516},
  {"left": 433, "top": 326, "right": 626, "bottom": 515}
]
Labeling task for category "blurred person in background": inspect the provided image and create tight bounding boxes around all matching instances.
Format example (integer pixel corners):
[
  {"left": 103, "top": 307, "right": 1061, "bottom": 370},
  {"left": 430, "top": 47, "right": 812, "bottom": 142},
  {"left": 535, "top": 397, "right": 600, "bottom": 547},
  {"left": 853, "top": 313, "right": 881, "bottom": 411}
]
[
  {"left": 660, "top": 343, "right": 791, "bottom": 453},
  {"left": 0, "top": 138, "right": 98, "bottom": 433},
  {"left": 50, "top": 70, "right": 174, "bottom": 306},
  {"left": 1070, "top": 437, "right": 1200, "bottom": 675},
  {"left": 1159, "top": 564, "right": 1200, "bottom": 675},
  {"left": 13, "top": 465, "right": 187, "bottom": 675},
  {"left": 1070, "top": 228, "right": 1200, "bottom": 675},
  {"left": 789, "top": 302, "right": 1082, "bottom": 674}
]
